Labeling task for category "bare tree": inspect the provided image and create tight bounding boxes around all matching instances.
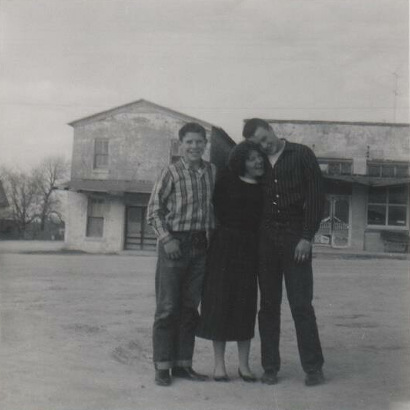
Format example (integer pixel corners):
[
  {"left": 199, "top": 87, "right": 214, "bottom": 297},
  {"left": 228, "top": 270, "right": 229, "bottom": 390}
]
[
  {"left": 32, "top": 156, "right": 70, "bottom": 232},
  {"left": 0, "top": 168, "right": 40, "bottom": 235}
]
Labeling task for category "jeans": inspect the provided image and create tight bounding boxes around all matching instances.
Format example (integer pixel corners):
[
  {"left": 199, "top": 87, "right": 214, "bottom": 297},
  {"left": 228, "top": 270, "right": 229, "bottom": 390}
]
[
  {"left": 152, "top": 231, "right": 207, "bottom": 370},
  {"left": 258, "top": 223, "right": 324, "bottom": 374}
]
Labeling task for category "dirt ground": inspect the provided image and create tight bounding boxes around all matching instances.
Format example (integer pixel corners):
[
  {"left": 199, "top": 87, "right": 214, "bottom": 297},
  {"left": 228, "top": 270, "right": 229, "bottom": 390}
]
[{"left": 0, "top": 246, "right": 409, "bottom": 410}]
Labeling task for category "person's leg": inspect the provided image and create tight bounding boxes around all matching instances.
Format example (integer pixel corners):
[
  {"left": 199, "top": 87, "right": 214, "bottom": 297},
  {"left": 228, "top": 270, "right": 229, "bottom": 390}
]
[
  {"left": 175, "top": 237, "right": 207, "bottom": 368},
  {"left": 237, "top": 340, "right": 256, "bottom": 381},
  {"left": 152, "top": 240, "right": 187, "bottom": 371},
  {"left": 213, "top": 341, "right": 228, "bottom": 379},
  {"left": 283, "top": 235, "right": 324, "bottom": 377},
  {"left": 172, "top": 232, "right": 208, "bottom": 381},
  {"left": 258, "top": 228, "right": 283, "bottom": 377}
]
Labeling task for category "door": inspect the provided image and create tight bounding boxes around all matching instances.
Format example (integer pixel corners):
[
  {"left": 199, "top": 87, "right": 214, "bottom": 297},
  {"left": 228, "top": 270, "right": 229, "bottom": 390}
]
[
  {"left": 315, "top": 195, "right": 351, "bottom": 248},
  {"left": 125, "top": 206, "right": 157, "bottom": 250}
]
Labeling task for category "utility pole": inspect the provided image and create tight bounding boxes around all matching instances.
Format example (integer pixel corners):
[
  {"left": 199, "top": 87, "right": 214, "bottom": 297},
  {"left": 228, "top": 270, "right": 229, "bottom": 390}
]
[{"left": 392, "top": 72, "right": 399, "bottom": 122}]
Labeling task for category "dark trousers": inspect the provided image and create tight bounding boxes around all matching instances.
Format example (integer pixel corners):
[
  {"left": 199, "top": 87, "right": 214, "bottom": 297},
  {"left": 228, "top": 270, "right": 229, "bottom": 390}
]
[
  {"left": 152, "top": 231, "right": 207, "bottom": 370},
  {"left": 258, "top": 225, "right": 324, "bottom": 374}
]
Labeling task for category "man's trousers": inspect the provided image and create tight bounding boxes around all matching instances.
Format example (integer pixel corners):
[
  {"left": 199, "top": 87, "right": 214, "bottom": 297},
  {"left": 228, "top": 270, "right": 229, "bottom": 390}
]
[
  {"left": 152, "top": 231, "right": 207, "bottom": 370},
  {"left": 258, "top": 225, "right": 324, "bottom": 374}
]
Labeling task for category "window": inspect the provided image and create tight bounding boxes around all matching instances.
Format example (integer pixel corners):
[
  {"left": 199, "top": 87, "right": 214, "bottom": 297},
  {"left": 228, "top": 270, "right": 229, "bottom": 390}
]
[
  {"left": 170, "top": 139, "right": 181, "bottom": 163},
  {"left": 94, "top": 139, "right": 109, "bottom": 169},
  {"left": 367, "top": 186, "right": 408, "bottom": 227},
  {"left": 318, "top": 159, "right": 352, "bottom": 176},
  {"left": 86, "top": 198, "right": 104, "bottom": 237},
  {"left": 367, "top": 162, "right": 409, "bottom": 178}
]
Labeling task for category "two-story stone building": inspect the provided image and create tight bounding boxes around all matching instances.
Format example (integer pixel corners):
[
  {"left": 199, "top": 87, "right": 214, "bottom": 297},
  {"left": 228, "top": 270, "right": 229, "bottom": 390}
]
[
  {"left": 268, "top": 120, "right": 410, "bottom": 253},
  {"left": 63, "top": 99, "right": 235, "bottom": 253}
]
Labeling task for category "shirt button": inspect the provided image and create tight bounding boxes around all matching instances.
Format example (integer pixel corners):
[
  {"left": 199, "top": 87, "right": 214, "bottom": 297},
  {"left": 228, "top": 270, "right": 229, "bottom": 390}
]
[
  {"left": 276, "top": 194, "right": 280, "bottom": 198},
  {"left": 273, "top": 202, "right": 277, "bottom": 205},
  {"left": 274, "top": 179, "right": 278, "bottom": 183}
]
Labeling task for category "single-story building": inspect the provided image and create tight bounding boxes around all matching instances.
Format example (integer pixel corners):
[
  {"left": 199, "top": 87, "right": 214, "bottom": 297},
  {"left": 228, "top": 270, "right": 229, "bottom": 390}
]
[{"left": 268, "top": 119, "right": 410, "bottom": 253}]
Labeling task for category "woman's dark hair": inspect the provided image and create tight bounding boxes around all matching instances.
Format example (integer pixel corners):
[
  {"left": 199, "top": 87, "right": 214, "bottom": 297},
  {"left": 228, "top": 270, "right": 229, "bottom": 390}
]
[
  {"left": 242, "top": 118, "right": 270, "bottom": 139},
  {"left": 178, "top": 122, "right": 207, "bottom": 141},
  {"left": 228, "top": 140, "right": 267, "bottom": 177}
]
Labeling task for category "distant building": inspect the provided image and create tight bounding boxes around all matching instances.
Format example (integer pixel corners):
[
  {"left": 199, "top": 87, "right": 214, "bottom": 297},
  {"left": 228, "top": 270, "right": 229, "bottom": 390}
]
[
  {"left": 63, "top": 99, "right": 235, "bottom": 253},
  {"left": 267, "top": 119, "right": 410, "bottom": 253}
]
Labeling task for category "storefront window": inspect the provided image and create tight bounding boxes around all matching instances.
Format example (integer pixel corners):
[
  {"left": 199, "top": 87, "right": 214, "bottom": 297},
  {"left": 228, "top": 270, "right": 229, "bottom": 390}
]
[{"left": 367, "top": 185, "right": 408, "bottom": 227}]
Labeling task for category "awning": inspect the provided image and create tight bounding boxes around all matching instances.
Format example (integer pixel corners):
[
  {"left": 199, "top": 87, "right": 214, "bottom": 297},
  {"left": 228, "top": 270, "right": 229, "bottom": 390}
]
[
  {"left": 323, "top": 174, "right": 410, "bottom": 187},
  {"left": 58, "top": 179, "right": 154, "bottom": 195}
]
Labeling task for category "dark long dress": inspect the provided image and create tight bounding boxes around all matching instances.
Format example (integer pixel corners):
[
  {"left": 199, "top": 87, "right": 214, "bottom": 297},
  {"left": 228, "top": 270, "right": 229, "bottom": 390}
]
[{"left": 196, "top": 170, "right": 263, "bottom": 341}]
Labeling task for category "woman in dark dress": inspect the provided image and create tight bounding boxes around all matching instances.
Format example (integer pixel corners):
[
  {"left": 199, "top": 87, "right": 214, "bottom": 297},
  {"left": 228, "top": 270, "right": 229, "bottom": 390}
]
[{"left": 196, "top": 140, "right": 266, "bottom": 382}]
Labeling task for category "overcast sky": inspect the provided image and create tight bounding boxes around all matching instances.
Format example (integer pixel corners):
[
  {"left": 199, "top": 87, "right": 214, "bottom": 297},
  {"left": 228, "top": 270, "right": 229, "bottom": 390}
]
[{"left": 0, "top": 0, "right": 408, "bottom": 170}]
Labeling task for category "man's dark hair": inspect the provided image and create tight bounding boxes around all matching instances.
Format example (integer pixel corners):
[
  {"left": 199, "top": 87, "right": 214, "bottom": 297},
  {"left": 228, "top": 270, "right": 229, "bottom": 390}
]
[
  {"left": 242, "top": 118, "right": 270, "bottom": 139},
  {"left": 228, "top": 140, "right": 267, "bottom": 177},
  {"left": 178, "top": 122, "right": 207, "bottom": 141}
]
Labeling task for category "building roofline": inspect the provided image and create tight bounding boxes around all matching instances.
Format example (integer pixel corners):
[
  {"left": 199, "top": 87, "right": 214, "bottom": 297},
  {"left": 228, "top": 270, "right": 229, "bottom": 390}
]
[
  {"left": 245, "top": 118, "right": 410, "bottom": 128},
  {"left": 212, "top": 126, "right": 236, "bottom": 147},
  {"left": 68, "top": 99, "right": 216, "bottom": 129}
]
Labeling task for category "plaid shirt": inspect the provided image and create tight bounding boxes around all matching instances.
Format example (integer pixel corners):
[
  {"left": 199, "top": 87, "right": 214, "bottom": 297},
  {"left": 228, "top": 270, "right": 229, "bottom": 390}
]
[{"left": 147, "top": 158, "right": 216, "bottom": 243}]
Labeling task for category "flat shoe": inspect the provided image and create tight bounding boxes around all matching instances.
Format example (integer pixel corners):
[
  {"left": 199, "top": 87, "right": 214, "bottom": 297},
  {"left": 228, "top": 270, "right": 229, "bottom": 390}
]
[
  {"left": 213, "top": 375, "right": 230, "bottom": 382},
  {"left": 238, "top": 369, "right": 257, "bottom": 382}
]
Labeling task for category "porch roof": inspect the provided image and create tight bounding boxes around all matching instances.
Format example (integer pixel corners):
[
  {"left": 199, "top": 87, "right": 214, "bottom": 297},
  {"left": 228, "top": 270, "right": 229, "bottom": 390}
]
[
  {"left": 323, "top": 174, "right": 410, "bottom": 187},
  {"left": 59, "top": 179, "right": 154, "bottom": 194}
]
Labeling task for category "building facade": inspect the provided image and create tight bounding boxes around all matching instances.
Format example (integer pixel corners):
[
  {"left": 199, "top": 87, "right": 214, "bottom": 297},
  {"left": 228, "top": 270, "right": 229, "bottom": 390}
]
[
  {"left": 268, "top": 120, "right": 410, "bottom": 253},
  {"left": 64, "top": 99, "right": 235, "bottom": 253}
]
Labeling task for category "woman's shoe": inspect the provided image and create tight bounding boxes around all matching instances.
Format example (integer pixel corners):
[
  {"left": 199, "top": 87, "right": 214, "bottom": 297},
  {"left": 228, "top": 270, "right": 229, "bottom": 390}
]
[
  {"left": 238, "top": 369, "right": 257, "bottom": 382},
  {"left": 213, "top": 374, "right": 230, "bottom": 382}
]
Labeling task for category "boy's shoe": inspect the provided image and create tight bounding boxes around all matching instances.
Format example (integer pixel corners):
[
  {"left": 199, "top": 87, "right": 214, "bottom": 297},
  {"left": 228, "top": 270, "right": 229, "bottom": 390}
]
[
  {"left": 261, "top": 371, "right": 278, "bottom": 385},
  {"left": 155, "top": 369, "right": 171, "bottom": 386},
  {"left": 172, "top": 367, "right": 208, "bottom": 381},
  {"left": 305, "top": 370, "right": 325, "bottom": 386}
]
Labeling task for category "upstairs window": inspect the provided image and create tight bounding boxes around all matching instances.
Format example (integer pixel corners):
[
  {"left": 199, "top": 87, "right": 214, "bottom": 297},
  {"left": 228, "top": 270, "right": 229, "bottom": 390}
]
[
  {"left": 94, "top": 139, "right": 109, "bottom": 169},
  {"left": 318, "top": 159, "right": 352, "bottom": 176},
  {"left": 170, "top": 139, "right": 181, "bottom": 163},
  {"left": 367, "top": 185, "right": 408, "bottom": 227},
  {"left": 367, "top": 162, "right": 409, "bottom": 178},
  {"left": 86, "top": 198, "right": 104, "bottom": 237}
]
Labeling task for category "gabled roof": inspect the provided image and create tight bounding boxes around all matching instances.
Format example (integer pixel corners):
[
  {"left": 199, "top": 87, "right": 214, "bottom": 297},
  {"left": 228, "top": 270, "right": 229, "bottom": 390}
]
[
  {"left": 68, "top": 99, "right": 216, "bottom": 129},
  {"left": 0, "top": 180, "right": 9, "bottom": 208}
]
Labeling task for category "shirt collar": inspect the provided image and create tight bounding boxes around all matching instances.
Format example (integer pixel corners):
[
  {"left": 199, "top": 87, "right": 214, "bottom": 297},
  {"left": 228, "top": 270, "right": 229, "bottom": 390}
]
[{"left": 180, "top": 157, "right": 205, "bottom": 172}]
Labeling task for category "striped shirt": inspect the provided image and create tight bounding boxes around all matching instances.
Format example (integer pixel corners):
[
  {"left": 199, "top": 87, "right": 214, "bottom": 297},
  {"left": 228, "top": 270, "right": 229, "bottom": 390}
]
[
  {"left": 147, "top": 158, "right": 217, "bottom": 243},
  {"left": 262, "top": 140, "right": 324, "bottom": 241}
]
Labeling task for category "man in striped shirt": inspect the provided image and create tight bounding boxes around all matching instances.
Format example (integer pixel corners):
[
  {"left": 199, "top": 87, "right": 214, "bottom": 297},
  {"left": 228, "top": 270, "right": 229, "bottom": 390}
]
[
  {"left": 147, "top": 122, "right": 216, "bottom": 386},
  {"left": 244, "top": 118, "right": 325, "bottom": 387}
]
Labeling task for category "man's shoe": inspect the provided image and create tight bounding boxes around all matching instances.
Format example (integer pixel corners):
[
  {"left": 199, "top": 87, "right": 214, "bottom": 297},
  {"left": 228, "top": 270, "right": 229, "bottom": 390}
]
[
  {"left": 261, "top": 371, "right": 278, "bottom": 385},
  {"left": 172, "top": 367, "right": 208, "bottom": 381},
  {"left": 305, "top": 370, "right": 325, "bottom": 386},
  {"left": 155, "top": 369, "right": 171, "bottom": 386}
]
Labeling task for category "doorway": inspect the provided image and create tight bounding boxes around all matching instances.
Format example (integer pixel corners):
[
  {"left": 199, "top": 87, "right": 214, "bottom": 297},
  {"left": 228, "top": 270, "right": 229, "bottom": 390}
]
[
  {"left": 315, "top": 195, "right": 351, "bottom": 248},
  {"left": 124, "top": 206, "right": 157, "bottom": 250}
]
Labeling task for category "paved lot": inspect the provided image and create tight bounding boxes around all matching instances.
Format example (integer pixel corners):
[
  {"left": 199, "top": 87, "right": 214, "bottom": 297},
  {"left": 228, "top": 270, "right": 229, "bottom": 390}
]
[{"left": 0, "top": 250, "right": 409, "bottom": 410}]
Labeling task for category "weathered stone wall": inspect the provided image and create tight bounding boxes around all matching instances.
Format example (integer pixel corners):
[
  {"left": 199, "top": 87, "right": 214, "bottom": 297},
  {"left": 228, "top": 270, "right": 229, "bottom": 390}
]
[
  {"left": 71, "top": 107, "right": 212, "bottom": 183},
  {"left": 65, "top": 192, "right": 125, "bottom": 253},
  {"left": 270, "top": 122, "right": 409, "bottom": 162}
]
